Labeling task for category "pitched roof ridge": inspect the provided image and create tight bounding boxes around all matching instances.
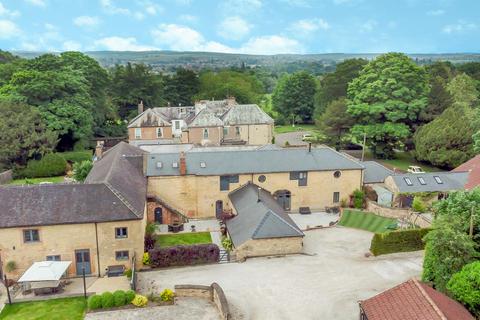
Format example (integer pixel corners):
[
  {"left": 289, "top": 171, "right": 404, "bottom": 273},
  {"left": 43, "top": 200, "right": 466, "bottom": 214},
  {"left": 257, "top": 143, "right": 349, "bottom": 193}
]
[
  {"left": 413, "top": 279, "right": 447, "bottom": 320},
  {"left": 251, "top": 210, "right": 273, "bottom": 238},
  {"left": 104, "top": 181, "right": 141, "bottom": 219},
  {"left": 267, "top": 207, "right": 304, "bottom": 235}
]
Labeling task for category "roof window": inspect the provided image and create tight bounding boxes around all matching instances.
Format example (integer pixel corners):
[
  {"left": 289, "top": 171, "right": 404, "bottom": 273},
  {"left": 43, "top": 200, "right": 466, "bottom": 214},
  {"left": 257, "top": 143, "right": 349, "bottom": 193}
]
[
  {"left": 434, "top": 176, "right": 443, "bottom": 184},
  {"left": 172, "top": 161, "right": 179, "bottom": 168},
  {"left": 156, "top": 161, "right": 163, "bottom": 168},
  {"left": 200, "top": 161, "right": 206, "bottom": 168},
  {"left": 404, "top": 177, "right": 413, "bottom": 186},
  {"left": 417, "top": 177, "right": 426, "bottom": 185}
]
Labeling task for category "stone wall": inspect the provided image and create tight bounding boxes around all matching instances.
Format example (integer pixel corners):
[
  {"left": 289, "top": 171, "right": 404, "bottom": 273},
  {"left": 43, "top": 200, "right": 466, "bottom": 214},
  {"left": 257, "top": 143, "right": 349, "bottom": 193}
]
[
  {"left": 366, "top": 200, "right": 431, "bottom": 228},
  {"left": 234, "top": 237, "right": 303, "bottom": 261},
  {"left": 0, "top": 170, "right": 12, "bottom": 184},
  {"left": 174, "top": 283, "right": 230, "bottom": 320}
]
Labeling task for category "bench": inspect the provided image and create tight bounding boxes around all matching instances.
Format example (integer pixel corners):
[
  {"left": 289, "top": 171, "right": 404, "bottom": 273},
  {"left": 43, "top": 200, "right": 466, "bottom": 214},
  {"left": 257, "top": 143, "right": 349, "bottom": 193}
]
[
  {"left": 107, "top": 265, "right": 125, "bottom": 277},
  {"left": 299, "top": 207, "right": 311, "bottom": 215}
]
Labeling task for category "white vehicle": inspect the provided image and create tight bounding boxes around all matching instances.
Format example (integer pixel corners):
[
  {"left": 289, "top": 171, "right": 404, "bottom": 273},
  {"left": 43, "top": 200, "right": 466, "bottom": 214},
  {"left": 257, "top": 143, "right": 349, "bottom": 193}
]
[
  {"left": 407, "top": 166, "right": 425, "bottom": 174},
  {"left": 302, "top": 133, "right": 313, "bottom": 141}
]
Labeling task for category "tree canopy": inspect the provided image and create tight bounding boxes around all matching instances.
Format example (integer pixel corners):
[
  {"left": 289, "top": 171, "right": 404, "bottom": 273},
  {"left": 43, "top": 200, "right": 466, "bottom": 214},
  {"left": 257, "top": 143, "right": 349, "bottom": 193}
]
[
  {"left": 316, "top": 98, "right": 354, "bottom": 150},
  {"left": 347, "top": 52, "right": 429, "bottom": 158}
]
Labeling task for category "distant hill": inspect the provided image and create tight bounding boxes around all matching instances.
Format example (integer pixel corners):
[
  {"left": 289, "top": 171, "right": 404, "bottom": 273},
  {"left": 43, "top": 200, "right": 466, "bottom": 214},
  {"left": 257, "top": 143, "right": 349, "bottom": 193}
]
[{"left": 12, "top": 51, "right": 480, "bottom": 73}]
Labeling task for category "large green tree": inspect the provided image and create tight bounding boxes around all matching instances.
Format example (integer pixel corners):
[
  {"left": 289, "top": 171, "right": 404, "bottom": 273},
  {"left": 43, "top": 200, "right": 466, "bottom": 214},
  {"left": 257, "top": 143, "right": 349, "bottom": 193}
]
[
  {"left": 347, "top": 52, "right": 429, "bottom": 158},
  {"left": 163, "top": 68, "right": 200, "bottom": 107},
  {"left": 447, "top": 261, "right": 480, "bottom": 317},
  {"left": 314, "top": 58, "right": 367, "bottom": 117},
  {"left": 414, "top": 74, "right": 480, "bottom": 168},
  {"left": 316, "top": 98, "right": 354, "bottom": 150},
  {"left": 195, "top": 70, "right": 264, "bottom": 105},
  {"left": 0, "top": 101, "right": 57, "bottom": 168},
  {"left": 272, "top": 71, "right": 317, "bottom": 123}
]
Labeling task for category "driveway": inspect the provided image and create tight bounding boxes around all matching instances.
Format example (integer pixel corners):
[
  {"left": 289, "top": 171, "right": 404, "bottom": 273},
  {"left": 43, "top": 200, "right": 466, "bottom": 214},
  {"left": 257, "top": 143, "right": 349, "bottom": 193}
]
[
  {"left": 275, "top": 131, "right": 309, "bottom": 147},
  {"left": 137, "top": 227, "right": 423, "bottom": 320}
]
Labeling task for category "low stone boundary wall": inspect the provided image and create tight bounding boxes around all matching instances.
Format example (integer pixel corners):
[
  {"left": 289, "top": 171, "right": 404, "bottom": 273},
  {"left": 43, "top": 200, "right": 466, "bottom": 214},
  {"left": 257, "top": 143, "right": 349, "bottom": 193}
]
[
  {"left": 174, "top": 283, "right": 230, "bottom": 320},
  {"left": 0, "top": 170, "right": 12, "bottom": 185},
  {"left": 366, "top": 200, "right": 431, "bottom": 228}
]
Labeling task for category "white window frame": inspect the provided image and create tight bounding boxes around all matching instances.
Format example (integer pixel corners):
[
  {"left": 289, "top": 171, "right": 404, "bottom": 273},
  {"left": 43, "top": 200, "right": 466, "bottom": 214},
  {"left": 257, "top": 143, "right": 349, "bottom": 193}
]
[
  {"left": 418, "top": 177, "right": 426, "bottom": 185},
  {"left": 223, "top": 127, "right": 229, "bottom": 136},
  {"left": 203, "top": 128, "right": 209, "bottom": 139},
  {"left": 156, "top": 127, "right": 163, "bottom": 138},
  {"left": 174, "top": 120, "right": 181, "bottom": 131},
  {"left": 404, "top": 177, "right": 413, "bottom": 186},
  {"left": 434, "top": 176, "right": 443, "bottom": 184},
  {"left": 235, "top": 126, "right": 241, "bottom": 136},
  {"left": 134, "top": 128, "right": 142, "bottom": 139}
]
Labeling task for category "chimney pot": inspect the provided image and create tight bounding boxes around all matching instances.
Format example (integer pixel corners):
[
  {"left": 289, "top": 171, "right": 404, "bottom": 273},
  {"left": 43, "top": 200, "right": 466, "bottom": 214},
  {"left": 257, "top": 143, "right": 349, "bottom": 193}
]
[{"left": 179, "top": 152, "right": 187, "bottom": 175}]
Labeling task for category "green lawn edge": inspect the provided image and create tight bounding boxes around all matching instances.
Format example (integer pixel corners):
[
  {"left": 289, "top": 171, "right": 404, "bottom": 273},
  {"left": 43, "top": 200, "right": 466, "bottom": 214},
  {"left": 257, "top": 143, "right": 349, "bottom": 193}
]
[{"left": 155, "top": 232, "right": 213, "bottom": 248}]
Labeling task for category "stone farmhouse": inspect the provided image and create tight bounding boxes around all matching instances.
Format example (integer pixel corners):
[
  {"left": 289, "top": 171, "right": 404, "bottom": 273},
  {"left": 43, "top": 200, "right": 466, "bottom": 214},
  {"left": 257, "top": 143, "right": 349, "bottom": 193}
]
[{"left": 127, "top": 98, "right": 274, "bottom": 146}]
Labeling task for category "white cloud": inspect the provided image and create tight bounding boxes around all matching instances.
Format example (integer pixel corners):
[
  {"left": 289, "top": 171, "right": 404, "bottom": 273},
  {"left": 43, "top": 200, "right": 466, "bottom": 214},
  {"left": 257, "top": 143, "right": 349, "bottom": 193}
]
[
  {"left": 63, "top": 40, "right": 82, "bottom": 51},
  {"left": 239, "top": 35, "right": 302, "bottom": 54},
  {"left": 427, "top": 9, "right": 445, "bottom": 16},
  {"left": 360, "top": 19, "right": 378, "bottom": 33},
  {"left": 179, "top": 14, "right": 197, "bottom": 22},
  {"left": 290, "top": 18, "right": 329, "bottom": 35},
  {"left": 151, "top": 23, "right": 205, "bottom": 51},
  {"left": 94, "top": 36, "right": 158, "bottom": 51},
  {"left": 218, "top": 16, "right": 252, "bottom": 40},
  {"left": 443, "top": 20, "right": 477, "bottom": 34},
  {"left": 0, "top": 2, "right": 20, "bottom": 18},
  {"left": 142, "top": 1, "right": 162, "bottom": 15},
  {"left": 24, "top": 0, "right": 46, "bottom": 7},
  {"left": 100, "top": 0, "right": 130, "bottom": 15},
  {"left": 281, "top": 0, "right": 311, "bottom": 7},
  {"left": 0, "top": 19, "right": 21, "bottom": 39},
  {"left": 220, "top": 0, "right": 262, "bottom": 15},
  {"left": 74, "top": 16, "right": 100, "bottom": 28}
]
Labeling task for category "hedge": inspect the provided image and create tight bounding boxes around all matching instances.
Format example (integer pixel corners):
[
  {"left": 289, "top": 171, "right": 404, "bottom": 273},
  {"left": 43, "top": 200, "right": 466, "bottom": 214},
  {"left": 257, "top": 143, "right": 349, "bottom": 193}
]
[
  {"left": 149, "top": 243, "right": 220, "bottom": 268},
  {"left": 101, "top": 292, "right": 114, "bottom": 309},
  {"left": 18, "top": 153, "right": 67, "bottom": 178},
  {"left": 370, "top": 228, "right": 432, "bottom": 256},
  {"left": 60, "top": 150, "right": 92, "bottom": 163},
  {"left": 87, "top": 295, "right": 102, "bottom": 310}
]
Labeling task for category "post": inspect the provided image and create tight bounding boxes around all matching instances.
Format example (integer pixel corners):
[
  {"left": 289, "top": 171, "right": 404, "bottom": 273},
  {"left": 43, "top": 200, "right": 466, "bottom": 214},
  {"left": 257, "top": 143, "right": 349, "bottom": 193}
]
[
  {"left": 82, "top": 265, "right": 87, "bottom": 299},
  {"left": 470, "top": 207, "right": 475, "bottom": 238},
  {"left": 4, "top": 274, "right": 11, "bottom": 305},
  {"left": 361, "top": 132, "right": 367, "bottom": 162}
]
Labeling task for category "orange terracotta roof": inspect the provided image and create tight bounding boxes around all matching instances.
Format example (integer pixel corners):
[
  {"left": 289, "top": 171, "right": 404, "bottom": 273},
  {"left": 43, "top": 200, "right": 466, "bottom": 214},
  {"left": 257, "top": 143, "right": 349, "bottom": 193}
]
[
  {"left": 453, "top": 155, "right": 480, "bottom": 190},
  {"left": 359, "top": 279, "right": 474, "bottom": 320}
]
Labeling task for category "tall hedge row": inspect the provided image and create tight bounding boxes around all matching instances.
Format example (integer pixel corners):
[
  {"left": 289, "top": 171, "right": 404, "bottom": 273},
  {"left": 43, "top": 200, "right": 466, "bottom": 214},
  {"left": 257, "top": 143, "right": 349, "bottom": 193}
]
[
  {"left": 149, "top": 243, "right": 220, "bottom": 268},
  {"left": 370, "top": 228, "right": 432, "bottom": 256},
  {"left": 18, "top": 153, "right": 67, "bottom": 178}
]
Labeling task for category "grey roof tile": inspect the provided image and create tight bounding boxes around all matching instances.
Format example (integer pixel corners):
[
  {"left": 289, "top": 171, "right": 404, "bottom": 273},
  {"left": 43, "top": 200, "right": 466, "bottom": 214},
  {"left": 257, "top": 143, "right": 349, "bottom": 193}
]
[
  {"left": 221, "top": 104, "right": 273, "bottom": 125},
  {"left": 389, "top": 172, "right": 468, "bottom": 193},
  {"left": 363, "top": 161, "right": 394, "bottom": 184}
]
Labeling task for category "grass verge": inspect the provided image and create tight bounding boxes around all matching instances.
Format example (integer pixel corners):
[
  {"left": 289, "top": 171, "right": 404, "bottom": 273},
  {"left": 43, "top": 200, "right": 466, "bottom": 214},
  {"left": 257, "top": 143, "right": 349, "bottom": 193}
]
[
  {"left": 338, "top": 210, "right": 397, "bottom": 233},
  {"left": 8, "top": 176, "right": 65, "bottom": 185},
  {"left": 274, "top": 124, "right": 317, "bottom": 134},
  {"left": 156, "top": 232, "right": 212, "bottom": 248},
  {"left": 0, "top": 297, "right": 86, "bottom": 320}
]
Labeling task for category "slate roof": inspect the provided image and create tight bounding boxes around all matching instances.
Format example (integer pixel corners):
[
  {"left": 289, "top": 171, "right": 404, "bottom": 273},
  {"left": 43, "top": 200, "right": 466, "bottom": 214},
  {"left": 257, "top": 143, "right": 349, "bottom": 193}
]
[
  {"left": 127, "top": 108, "right": 171, "bottom": 128},
  {"left": 0, "top": 142, "right": 147, "bottom": 228},
  {"left": 389, "top": 172, "right": 468, "bottom": 193},
  {"left": 453, "top": 154, "right": 480, "bottom": 189},
  {"left": 362, "top": 161, "right": 394, "bottom": 184},
  {"left": 226, "top": 183, "right": 303, "bottom": 247},
  {"left": 360, "top": 279, "right": 474, "bottom": 320},
  {"left": 187, "top": 108, "right": 223, "bottom": 127},
  {"left": 145, "top": 146, "right": 364, "bottom": 176},
  {"left": 221, "top": 104, "right": 274, "bottom": 125}
]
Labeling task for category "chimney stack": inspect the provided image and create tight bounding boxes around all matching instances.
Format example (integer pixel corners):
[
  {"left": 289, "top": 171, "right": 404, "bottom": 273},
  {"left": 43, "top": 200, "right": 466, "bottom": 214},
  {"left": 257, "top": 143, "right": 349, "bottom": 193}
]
[
  {"left": 179, "top": 152, "right": 187, "bottom": 175},
  {"left": 95, "top": 140, "right": 104, "bottom": 160},
  {"left": 138, "top": 100, "right": 144, "bottom": 114}
]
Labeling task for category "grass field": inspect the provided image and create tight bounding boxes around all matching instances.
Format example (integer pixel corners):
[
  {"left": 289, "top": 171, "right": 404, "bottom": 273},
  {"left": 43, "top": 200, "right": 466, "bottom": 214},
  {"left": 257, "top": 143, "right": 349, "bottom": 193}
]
[
  {"left": 338, "top": 210, "right": 397, "bottom": 233},
  {"left": 8, "top": 176, "right": 65, "bottom": 185},
  {"left": 0, "top": 297, "right": 86, "bottom": 320},
  {"left": 156, "top": 232, "right": 212, "bottom": 248},
  {"left": 379, "top": 152, "right": 445, "bottom": 172},
  {"left": 274, "top": 124, "right": 317, "bottom": 134}
]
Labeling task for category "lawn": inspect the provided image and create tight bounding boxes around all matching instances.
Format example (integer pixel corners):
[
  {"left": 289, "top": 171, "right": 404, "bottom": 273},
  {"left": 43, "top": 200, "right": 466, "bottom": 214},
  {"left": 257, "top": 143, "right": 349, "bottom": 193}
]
[
  {"left": 0, "top": 297, "right": 86, "bottom": 320},
  {"left": 274, "top": 124, "right": 317, "bottom": 134},
  {"left": 338, "top": 210, "right": 397, "bottom": 233},
  {"left": 156, "top": 232, "right": 212, "bottom": 248},
  {"left": 379, "top": 152, "right": 445, "bottom": 173},
  {"left": 8, "top": 176, "right": 65, "bottom": 185}
]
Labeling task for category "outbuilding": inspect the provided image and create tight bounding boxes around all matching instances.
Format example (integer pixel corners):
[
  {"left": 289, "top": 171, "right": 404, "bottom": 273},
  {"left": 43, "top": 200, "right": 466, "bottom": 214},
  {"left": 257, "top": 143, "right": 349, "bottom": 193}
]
[{"left": 226, "top": 183, "right": 304, "bottom": 261}]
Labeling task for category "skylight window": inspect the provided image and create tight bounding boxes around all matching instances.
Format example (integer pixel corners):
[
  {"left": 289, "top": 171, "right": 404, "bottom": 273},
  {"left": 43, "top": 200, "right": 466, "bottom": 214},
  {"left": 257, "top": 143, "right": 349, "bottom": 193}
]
[
  {"left": 417, "top": 177, "right": 426, "bottom": 185},
  {"left": 156, "top": 161, "right": 163, "bottom": 168},
  {"left": 172, "top": 162, "right": 178, "bottom": 168},
  {"left": 200, "top": 161, "right": 206, "bottom": 168},
  {"left": 434, "top": 176, "right": 443, "bottom": 184},
  {"left": 404, "top": 177, "right": 413, "bottom": 186}
]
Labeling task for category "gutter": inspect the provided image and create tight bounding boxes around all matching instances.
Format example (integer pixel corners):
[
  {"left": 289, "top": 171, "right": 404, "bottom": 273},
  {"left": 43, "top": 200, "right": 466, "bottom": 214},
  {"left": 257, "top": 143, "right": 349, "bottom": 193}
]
[{"left": 95, "top": 223, "right": 101, "bottom": 277}]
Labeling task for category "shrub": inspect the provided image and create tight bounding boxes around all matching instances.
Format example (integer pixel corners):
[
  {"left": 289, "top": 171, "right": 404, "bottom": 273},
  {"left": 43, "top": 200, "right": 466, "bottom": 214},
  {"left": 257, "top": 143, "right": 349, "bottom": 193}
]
[
  {"left": 222, "top": 237, "right": 233, "bottom": 252},
  {"left": 19, "top": 153, "right": 67, "bottom": 178},
  {"left": 73, "top": 160, "right": 93, "bottom": 182},
  {"left": 352, "top": 189, "right": 365, "bottom": 209},
  {"left": 160, "top": 289, "right": 175, "bottom": 302},
  {"left": 113, "top": 290, "right": 127, "bottom": 307},
  {"left": 5, "top": 261, "right": 16, "bottom": 273},
  {"left": 125, "top": 290, "right": 136, "bottom": 303},
  {"left": 370, "top": 228, "right": 432, "bottom": 256},
  {"left": 142, "top": 252, "right": 151, "bottom": 265},
  {"left": 447, "top": 261, "right": 480, "bottom": 316},
  {"left": 60, "top": 150, "right": 92, "bottom": 163},
  {"left": 412, "top": 196, "right": 427, "bottom": 213},
  {"left": 145, "top": 234, "right": 155, "bottom": 252},
  {"left": 145, "top": 222, "right": 156, "bottom": 235},
  {"left": 149, "top": 243, "right": 220, "bottom": 268},
  {"left": 124, "top": 268, "right": 132, "bottom": 279},
  {"left": 88, "top": 294, "right": 103, "bottom": 310},
  {"left": 131, "top": 294, "right": 148, "bottom": 307},
  {"left": 101, "top": 292, "right": 115, "bottom": 309}
]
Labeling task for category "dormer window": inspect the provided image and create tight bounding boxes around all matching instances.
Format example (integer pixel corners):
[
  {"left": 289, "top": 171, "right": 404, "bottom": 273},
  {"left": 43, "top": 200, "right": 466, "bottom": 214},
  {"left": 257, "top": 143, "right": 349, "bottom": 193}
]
[
  {"left": 156, "top": 161, "right": 163, "bottom": 168},
  {"left": 172, "top": 162, "right": 179, "bottom": 168},
  {"left": 434, "top": 176, "right": 443, "bottom": 184},
  {"left": 404, "top": 177, "right": 413, "bottom": 186},
  {"left": 200, "top": 161, "right": 206, "bottom": 168}
]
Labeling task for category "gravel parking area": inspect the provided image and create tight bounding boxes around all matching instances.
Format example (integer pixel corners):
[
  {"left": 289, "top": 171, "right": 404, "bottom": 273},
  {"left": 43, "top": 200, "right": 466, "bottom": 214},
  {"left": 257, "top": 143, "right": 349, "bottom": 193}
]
[
  {"left": 274, "top": 131, "right": 309, "bottom": 146},
  {"left": 138, "top": 227, "right": 423, "bottom": 320},
  {"left": 85, "top": 297, "right": 221, "bottom": 320}
]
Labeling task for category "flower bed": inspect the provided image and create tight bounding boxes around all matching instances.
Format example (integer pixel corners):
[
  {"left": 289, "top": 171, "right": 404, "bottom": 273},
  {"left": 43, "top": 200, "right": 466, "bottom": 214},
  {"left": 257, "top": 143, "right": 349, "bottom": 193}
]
[
  {"left": 87, "top": 289, "right": 175, "bottom": 313},
  {"left": 149, "top": 243, "right": 220, "bottom": 268}
]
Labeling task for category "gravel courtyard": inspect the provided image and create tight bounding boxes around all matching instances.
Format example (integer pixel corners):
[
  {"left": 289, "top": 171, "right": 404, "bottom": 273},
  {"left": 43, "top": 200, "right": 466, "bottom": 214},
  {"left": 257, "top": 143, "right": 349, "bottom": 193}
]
[{"left": 138, "top": 227, "right": 423, "bottom": 320}]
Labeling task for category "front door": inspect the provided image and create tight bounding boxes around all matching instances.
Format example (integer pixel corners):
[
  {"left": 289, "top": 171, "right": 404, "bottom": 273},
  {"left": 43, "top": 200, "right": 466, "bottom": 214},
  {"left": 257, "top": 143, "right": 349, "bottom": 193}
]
[
  {"left": 75, "top": 249, "right": 91, "bottom": 276},
  {"left": 274, "top": 190, "right": 291, "bottom": 211},
  {"left": 215, "top": 200, "right": 223, "bottom": 219},
  {"left": 154, "top": 207, "right": 163, "bottom": 223}
]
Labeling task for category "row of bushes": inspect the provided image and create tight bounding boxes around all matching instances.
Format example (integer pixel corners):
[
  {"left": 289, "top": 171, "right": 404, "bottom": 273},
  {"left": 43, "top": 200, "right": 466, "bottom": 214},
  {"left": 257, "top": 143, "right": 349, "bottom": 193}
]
[
  {"left": 370, "top": 228, "right": 432, "bottom": 256},
  {"left": 149, "top": 243, "right": 220, "bottom": 268},
  {"left": 88, "top": 290, "right": 136, "bottom": 310}
]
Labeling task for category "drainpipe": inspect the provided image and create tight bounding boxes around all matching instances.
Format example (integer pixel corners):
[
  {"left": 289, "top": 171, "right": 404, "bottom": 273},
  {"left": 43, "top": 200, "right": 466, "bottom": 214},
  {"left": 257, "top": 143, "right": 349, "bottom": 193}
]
[{"left": 95, "top": 223, "right": 101, "bottom": 277}]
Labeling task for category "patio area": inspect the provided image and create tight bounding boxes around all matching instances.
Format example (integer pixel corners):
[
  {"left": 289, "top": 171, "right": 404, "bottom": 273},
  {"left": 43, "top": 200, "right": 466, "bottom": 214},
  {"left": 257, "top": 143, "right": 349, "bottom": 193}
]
[
  {"left": 156, "top": 219, "right": 220, "bottom": 234},
  {"left": 288, "top": 212, "right": 340, "bottom": 230}
]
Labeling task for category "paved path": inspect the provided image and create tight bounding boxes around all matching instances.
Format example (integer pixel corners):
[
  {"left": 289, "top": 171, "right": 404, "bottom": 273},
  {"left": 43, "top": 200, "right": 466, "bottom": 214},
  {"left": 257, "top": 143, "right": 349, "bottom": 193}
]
[
  {"left": 288, "top": 212, "right": 339, "bottom": 230},
  {"left": 274, "top": 131, "right": 309, "bottom": 147},
  {"left": 137, "top": 227, "right": 423, "bottom": 320},
  {"left": 85, "top": 297, "right": 221, "bottom": 320},
  {"left": 210, "top": 231, "right": 223, "bottom": 248}
]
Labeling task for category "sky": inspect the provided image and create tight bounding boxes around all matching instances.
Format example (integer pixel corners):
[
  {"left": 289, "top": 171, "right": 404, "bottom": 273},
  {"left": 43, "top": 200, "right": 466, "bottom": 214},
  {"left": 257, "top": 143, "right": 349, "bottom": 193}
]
[{"left": 0, "top": 0, "right": 479, "bottom": 54}]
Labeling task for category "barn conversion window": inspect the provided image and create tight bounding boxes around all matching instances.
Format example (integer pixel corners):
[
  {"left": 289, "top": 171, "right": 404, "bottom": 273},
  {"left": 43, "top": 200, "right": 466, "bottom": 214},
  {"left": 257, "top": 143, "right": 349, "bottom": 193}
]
[
  {"left": 156, "top": 127, "right": 163, "bottom": 138},
  {"left": 418, "top": 177, "right": 426, "bottom": 185},
  {"left": 115, "top": 251, "right": 129, "bottom": 261},
  {"left": 434, "top": 176, "right": 443, "bottom": 184},
  {"left": 220, "top": 175, "right": 239, "bottom": 191},
  {"left": 203, "top": 128, "right": 209, "bottom": 139},
  {"left": 333, "top": 192, "right": 340, "bottom": 203},
  {"left": 404, "top": 177, "right": 413, "bottom": 186},
  {"left": 46, "top": 255, "right": 61, "bottom": 261},
  {"left": 290, "top": 171, "right": 308, "bottom": 186},
  {"left": 23, "top": 229, "right": 39, "bottom": 242},
  {"left": 115, "top": 227, "right": 128, "bottom": 239},
  {"left": 134, "top": 128, "right": 141, "bottom": 139}
]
